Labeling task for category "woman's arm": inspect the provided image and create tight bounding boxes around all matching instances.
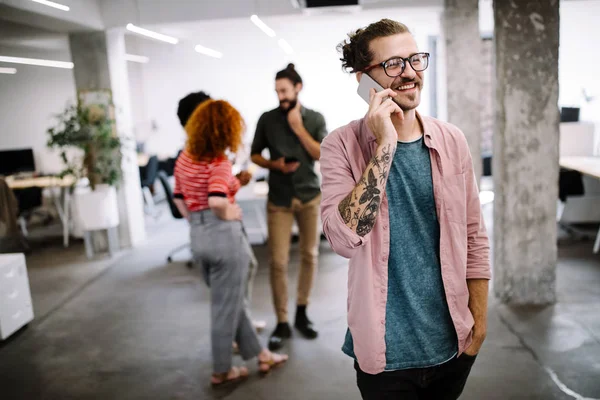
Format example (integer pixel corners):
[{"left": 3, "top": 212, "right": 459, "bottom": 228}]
[
  {"left": 208, "top": 197, "right": 242, "bottom": 221},
  {"left": 173, "top": 198, "right": 190, "bottom": 220}
]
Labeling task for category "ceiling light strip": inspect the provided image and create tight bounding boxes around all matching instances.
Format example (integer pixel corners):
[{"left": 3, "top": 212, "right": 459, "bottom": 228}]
[
  {"left": 278, "top": 39, "right": 294, "bottom": 55},
  {"left": 194, "top": 45, "right": 223, "bottom": 59},
  {"left": 126, "top": 23, "right": 179, "bottom": 44},
  {"left": 31, "top": 0, "right": 70, "bottom": 12},
  {"left": 0, "top": 67, "right": 17, "bottom": 74},
  {"left": 125, "top": 54, "right": 149, "bottom": 63},
  {"left": 250, "top": 15, "right": 276, "bottom": 38},
  {"left": 0, "top": 56, "right": 73, "bottom": 69}
]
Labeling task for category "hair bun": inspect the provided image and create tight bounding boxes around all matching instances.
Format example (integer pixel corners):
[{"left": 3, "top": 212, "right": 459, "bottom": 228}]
[{"left": 286, "top": 63, "right": 295, "bottom": 70}]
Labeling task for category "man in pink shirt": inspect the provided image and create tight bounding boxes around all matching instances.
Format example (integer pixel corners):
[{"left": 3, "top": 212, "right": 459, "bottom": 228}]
[{"left": 320, "top": 19, "right": 491, "bottom": 399}]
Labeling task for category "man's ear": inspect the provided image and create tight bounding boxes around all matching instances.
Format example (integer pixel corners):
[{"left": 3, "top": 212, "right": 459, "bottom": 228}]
[
  {"left": 295, "top": 82, "right": 303, "bottom": 93},
  {"left": 356, "top": 71, "right": 363, "bottom": 83}
]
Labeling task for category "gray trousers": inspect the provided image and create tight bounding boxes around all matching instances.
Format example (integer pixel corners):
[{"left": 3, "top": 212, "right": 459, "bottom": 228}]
[{"left": 190, "top": 210, "right": 262, "bottom": 373}]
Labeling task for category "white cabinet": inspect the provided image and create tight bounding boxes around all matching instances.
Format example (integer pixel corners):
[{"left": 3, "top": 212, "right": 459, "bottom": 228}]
[{"left": 0, "top": 254, "right": 34, "bottom": 340}]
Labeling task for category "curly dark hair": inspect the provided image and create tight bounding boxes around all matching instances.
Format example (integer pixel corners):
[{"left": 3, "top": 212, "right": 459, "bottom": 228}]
[
  {"left": 184, "top": 99, "right": 245, "bottom": 161},
  {"left": 337, "top": 19, "right": 411, "bottom": 73},
  {"left": 177, "top": 91, "right": 211, "bottom": 127}
]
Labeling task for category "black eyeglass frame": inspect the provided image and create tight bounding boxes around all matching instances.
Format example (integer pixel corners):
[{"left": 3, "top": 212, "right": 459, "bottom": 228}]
[{"left": 362, "top": 52, "right": 431, "bottom": 77}]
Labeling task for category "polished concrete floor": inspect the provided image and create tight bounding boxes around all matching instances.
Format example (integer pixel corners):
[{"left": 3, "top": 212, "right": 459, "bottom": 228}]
[{"left": 0, "top": 205, "right": 599, "bottom": 400}]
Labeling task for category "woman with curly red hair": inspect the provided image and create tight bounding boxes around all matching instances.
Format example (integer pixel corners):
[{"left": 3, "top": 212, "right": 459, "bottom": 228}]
[{"left": 173, "top": 99, "right": 288, "bottom": 386}]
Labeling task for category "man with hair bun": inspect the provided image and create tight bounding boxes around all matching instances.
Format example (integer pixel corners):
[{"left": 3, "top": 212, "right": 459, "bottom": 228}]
[
  {"left": 251, "top": 63, "right": 328, "bottom": 351},
  {"left": 320, "top": 19, "right": 490, "bottom": 399}
]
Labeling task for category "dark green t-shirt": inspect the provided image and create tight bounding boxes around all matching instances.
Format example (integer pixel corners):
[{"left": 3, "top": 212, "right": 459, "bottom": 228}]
[{"left": 251, "top": 106, "right": 327, "bottom": 207}]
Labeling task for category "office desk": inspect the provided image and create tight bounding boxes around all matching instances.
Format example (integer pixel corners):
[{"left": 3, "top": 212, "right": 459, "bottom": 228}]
[
  {"left": 559, "top": 156, "right": 600, "bottom": 253},
  {"left": 560, "top": 157, "right": 600, "bottom": 179},
  {"left": 236, "top": 181, "right": 269, "bottom": 244},
  {"left": 6, "top": 175, "right": 75, "bottom": 248}
]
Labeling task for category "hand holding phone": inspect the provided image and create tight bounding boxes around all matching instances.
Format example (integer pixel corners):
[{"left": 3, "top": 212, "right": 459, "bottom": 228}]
[
  {"left": 358, "top": 74, "right": 402, "bottom": 145},
  {"left": 357, "top": 73, "right": 387, "bottom": 104},
  {"left": 272, "top": 157, "right": 300, "bottom": 174}
]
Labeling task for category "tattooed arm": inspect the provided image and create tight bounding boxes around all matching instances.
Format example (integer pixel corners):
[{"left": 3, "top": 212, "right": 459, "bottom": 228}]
[
  {"left": 338, "top": 141, "right": 396, "bottom": 237},
  {"left": 320, "top": 88, "right": 401, "bottom": 258}
]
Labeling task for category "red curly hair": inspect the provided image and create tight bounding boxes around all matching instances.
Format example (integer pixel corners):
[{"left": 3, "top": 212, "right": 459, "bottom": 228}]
[{"left": 184, "top": 99, "right": 245, "bottom": 161}]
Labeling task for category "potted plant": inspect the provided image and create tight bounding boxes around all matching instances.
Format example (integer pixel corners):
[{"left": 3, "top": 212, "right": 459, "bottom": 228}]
[{"left": 47, "top": 103, "right": 122, "bottom": 232}]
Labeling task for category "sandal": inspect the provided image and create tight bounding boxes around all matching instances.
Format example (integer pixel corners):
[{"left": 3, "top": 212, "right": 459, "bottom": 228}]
[
  {"left": 258, "top": 352, "right": 288, "bottom": 376},
  {"left": 211, "top": 366, "right": 249, "bottom": 387}
]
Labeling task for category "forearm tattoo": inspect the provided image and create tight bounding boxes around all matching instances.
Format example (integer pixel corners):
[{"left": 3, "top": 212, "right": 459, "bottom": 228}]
[{"left": 337, "top": 143, "right": 394, "bottom": 237}]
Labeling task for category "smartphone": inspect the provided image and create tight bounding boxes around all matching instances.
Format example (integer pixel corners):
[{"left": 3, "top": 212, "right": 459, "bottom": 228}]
[
  {"left": 357, "top": 73, "right": 387, "bottom": 104},
  {"left": 284, "top": 156, "right": 299, "bottom": 163}
]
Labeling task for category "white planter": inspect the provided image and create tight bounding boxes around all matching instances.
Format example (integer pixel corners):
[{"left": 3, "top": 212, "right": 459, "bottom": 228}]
[{"left": 74, "top": 184, "right": 120, "bottom": 231}]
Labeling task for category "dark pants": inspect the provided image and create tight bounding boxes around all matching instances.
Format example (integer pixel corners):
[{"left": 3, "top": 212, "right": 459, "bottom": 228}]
[{"left": 355, "top": 354, "right": 477, "bottom": 400}]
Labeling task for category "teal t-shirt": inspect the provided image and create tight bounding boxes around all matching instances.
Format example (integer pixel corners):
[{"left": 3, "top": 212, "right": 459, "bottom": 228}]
[{"left": 342, "top": 136, "right": 457, "bottom": 370}]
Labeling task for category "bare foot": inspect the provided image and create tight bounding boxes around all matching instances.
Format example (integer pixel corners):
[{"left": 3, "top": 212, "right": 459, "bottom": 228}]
[
  {"left": 258, "top": 350, "right": 288, "bottom": 375},
  {"left": 211, "top": 366, "right": 249, "bottom": 387}
]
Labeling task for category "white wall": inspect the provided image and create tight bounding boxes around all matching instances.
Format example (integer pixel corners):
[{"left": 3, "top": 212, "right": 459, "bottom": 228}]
[
  {"left": 0, "top": 23, "right": 76, "bottom": 174},
  {"left": 559, "top": 0, "right": 600, "bottom": 122},
  {"left": 0, "top": 61, "right": 76, "bottom": 173},
  {"left": 130, "top": 7, "right": 443, "bottom": 157}
]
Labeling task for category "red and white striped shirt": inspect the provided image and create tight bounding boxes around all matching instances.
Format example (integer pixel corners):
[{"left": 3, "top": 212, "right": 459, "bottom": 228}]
[{"left": 173, "top": 151, "right": 240, "bottom": 212}]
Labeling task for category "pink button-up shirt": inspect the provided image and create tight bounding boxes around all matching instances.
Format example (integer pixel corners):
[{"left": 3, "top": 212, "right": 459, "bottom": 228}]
[{"left": 320, "top": 114, "right": 491, "bottom": 374}]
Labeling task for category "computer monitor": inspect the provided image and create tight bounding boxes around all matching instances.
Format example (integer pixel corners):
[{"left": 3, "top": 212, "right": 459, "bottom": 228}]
[{"left": 0, "top": 148, "right": 36, "bottom": 176}]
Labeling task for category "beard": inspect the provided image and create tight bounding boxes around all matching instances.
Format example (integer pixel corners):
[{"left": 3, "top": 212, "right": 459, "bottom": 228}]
[
  {"left": 390, "top": 77, "right": 423, "bottom": 111},
  {"left": 279, "top": 97, "right": 298, "bottom": 114}
]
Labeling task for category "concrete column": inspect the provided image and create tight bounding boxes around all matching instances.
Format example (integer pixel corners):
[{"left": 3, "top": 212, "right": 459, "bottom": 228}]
[
  {"left": 69, "top": 30, "right": 146, "bottom": 248},
  {"left": 493, "top": 0, "right": 560, "bottom": 305},
  {"left": 443, "top": 0, "right": 482, "bottom": 182}
]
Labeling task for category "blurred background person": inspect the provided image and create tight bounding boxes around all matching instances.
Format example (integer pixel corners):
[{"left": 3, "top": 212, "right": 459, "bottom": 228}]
[
  {"left": 176, "top": 91, "right": 265, "bottom": 335},
  {"left": 250, "top": 64, "right": 328, "bottom": 351},
  {"left": 173, "top": 99, "right": 287, "bottom": 386}
]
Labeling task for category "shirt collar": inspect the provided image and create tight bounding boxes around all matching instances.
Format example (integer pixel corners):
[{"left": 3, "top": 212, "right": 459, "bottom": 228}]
[{"left": 365, "top": 111, "right": 435, "bottom": 149}]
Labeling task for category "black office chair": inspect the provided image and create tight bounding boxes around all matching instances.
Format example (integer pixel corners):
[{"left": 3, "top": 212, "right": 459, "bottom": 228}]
[
  {"left": 140, "top": 155, "right": 159, "bottom": 216},
  {"left": 156, "top": 171, "right": 192, "bottom": 267},
  {"left": 158, "top": 150, "right": 182, "bottom": 177},
  {"left": 13, "top": 187, "right": 45, "bottom": 236}
]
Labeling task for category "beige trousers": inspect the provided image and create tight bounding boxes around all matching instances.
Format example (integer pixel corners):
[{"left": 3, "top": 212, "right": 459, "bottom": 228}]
[{"left": 267, "top": 194, "right": 321, "bottom": 323}]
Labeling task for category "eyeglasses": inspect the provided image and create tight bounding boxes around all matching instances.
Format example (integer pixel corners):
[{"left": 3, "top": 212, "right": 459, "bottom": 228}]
[{"left": 362, "top": 52, "right": 430, "bottom": 77}]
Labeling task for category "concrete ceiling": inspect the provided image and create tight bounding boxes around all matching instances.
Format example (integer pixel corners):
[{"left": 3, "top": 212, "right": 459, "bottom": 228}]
[
  {"left": 0, "top": 20, "right": 68, "bottom": 50},
  {"left": 0, "top": 0, "right": 104, "bottom": 32},
  {"left": 0, "top": 0, "right": 444, "bottom": 34}
]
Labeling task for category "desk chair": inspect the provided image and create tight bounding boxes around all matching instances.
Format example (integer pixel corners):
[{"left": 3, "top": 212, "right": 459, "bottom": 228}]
[
  {"left": 13, "top": 187, "right": 45, "bottom": 237},
  {"left": 156, "top": 171, "right": 192, "bottom": 267},
  {"left": 140, "top": 155, "right": 159, "bottom": 217},
  {"left": 158, "top": 150, "right": 182, "bottom": 177}
]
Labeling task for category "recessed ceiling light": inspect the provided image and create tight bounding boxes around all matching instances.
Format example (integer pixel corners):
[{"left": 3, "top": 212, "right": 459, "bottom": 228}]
[
  {"left": 31, "top": 0, "right": 69, "bottom": 12},
  {"left": 126, "top": 23, "right": 179, "bottom": 45},
  {"left": 0, "top": 56, "right": 73, "bottom": 69},
  {"left": 125, "top": 54, "right": 149, "bottom": 63},
  {"left": 278, "top": 39, "right": 294, "bottom": 55},
  {"left": 250, "top": 15, "right": 276, "bottom": 38},
  {"left": 194, "top": 45, "right": 223, "bottom": 59},
  {"left": 0, "top": 67, "right": 17, "bottom": 74}
]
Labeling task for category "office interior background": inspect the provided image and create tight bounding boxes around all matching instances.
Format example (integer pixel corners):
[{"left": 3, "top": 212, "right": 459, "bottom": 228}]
[{"left": 0, "top": 0, "right": 599, "bottom": 399}]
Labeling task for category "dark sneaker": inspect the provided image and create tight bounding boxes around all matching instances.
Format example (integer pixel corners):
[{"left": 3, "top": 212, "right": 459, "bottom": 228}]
[
  {"left": 268, "top": 323, "right": 292, "bottom": 351},
  {"left": 294, "top": 307, "right": 319, "bottom": 340}
]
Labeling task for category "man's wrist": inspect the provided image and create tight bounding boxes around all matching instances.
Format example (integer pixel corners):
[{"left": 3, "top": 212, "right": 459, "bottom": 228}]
[
  {"left": 377, "top": 139, "right": 397, "bottom": 151},
  {"left": 291, "top": 121, "right": 308, "bottom": 135},
  {"left": 267, "top": 160, "right": 278, "bottom": 171},
  {"left": 472, "top": 325, "right": 487, "bottom": 341}
]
